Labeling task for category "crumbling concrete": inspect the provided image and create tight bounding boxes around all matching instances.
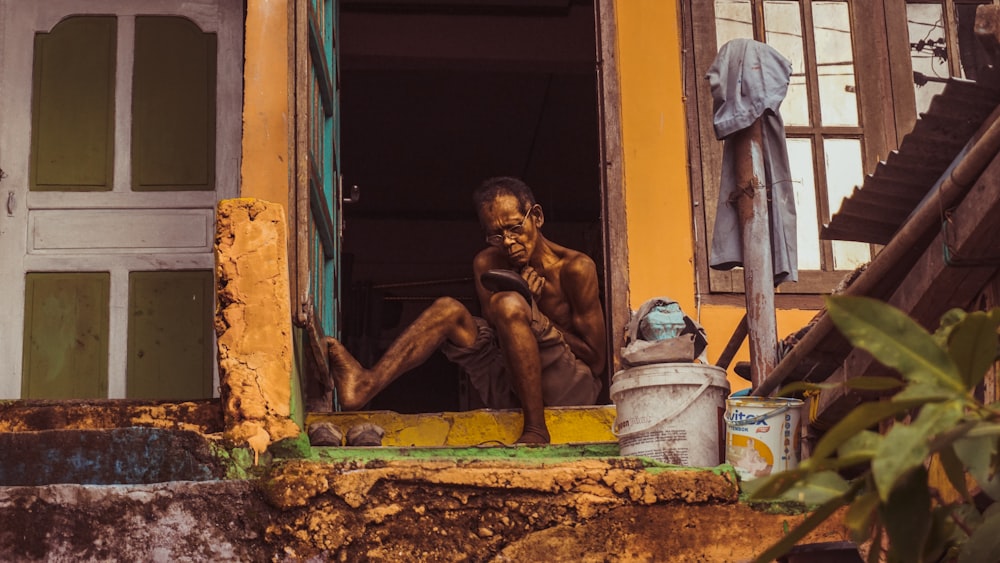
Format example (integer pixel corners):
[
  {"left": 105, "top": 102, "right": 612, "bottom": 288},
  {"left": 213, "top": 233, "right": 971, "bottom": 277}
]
[
  {"left": 0, "top": 456, "right": 851, "bottom": 562},
  {"left": 215, "top": 198, "right": 301, "bottom": 455},
  {"left": 0, "top": 480, "right": 271, "bottom": 562},
  {"left": 260, "top": 458, "right": 851, "bottom": 561},
  {"left": 0, "top": 399, "right": 222, "bottom": 434}
]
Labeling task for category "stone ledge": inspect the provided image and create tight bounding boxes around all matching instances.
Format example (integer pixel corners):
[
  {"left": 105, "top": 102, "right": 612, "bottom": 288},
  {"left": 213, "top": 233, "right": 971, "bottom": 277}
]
[{"left": 262, "top": 457, "right": 739, "bottom": 510}]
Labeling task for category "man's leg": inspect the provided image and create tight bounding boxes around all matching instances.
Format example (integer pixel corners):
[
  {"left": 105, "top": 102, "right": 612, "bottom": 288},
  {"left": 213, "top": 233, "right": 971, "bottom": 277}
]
[
  {"left": 487, "top": 292, "right": 549, "bottom": 444},
  {"left": 327, "top": 296, "right": 479, "bottom": 410}
]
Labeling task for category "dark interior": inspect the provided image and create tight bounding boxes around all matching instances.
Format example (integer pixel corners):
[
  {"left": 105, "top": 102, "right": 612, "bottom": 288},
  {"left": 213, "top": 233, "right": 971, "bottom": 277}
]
[{"left": 339, "top": 0, "right": 603, "bottom": 413}]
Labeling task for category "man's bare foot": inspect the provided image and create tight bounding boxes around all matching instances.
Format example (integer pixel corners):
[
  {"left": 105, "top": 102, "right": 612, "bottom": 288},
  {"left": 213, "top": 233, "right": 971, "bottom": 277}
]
[
  {"left": 326, "top": 337, "right": 375, "bottom": 410},
  {"left": 515, "top": 424, "right": 551, "bottom": 445}
]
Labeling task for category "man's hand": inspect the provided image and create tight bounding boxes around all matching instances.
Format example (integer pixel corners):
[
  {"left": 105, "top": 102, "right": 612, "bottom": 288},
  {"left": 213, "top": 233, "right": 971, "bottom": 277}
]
[{"left": 520, "top": 266, "right": 546, "bottom": 302}]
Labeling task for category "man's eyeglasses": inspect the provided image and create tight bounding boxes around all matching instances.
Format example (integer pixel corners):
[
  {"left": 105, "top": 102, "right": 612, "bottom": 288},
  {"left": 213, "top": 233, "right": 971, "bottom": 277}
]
[{"left": 485, "top": 205, "right": 537, "bottom": 247}]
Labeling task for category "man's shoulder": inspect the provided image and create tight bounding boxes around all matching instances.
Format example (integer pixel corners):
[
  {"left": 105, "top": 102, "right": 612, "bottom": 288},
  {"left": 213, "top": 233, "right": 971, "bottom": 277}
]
[{"left": 556, "top": 248, "right": 598, "bottom": 282}]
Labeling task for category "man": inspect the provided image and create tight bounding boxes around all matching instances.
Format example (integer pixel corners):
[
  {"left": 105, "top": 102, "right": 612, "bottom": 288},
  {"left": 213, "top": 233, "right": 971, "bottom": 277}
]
[{"left": 327, "top": 176, "right": 606, "bottom": 444}]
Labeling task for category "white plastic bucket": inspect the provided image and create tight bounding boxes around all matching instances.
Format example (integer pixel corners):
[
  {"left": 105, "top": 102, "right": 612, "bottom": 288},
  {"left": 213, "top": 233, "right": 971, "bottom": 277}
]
[
  {"left": 724, "top": 396, "right": 803, "bottom": 481},
  {"left": 610, "top": 363, "right": 730, "bottom": 466}
]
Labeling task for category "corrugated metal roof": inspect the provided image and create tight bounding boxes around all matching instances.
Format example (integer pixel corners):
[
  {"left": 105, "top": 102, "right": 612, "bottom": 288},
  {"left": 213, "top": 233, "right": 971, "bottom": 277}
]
[
  {"left": 822, "top": 79, "right": 1000, "bottom": 245},
  {"left": 757, "top": 80, "right": 1000, "bottom": 423}
]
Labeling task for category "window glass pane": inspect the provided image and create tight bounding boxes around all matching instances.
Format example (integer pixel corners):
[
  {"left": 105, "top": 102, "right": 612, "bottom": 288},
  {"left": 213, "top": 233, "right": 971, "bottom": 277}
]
[
  {"left": 824, "top": 138, "right": 870, "bottom": 269},
  {"left": 813, "top": 2, "right": 858, "bottom": 126},
  {"left": 907, "top": 3, "right": 947, "bottom": 114},
  {"left": 715, "top": 0, "right": 752, "bottom": 47},
  {"left": 786, "top": 137, "right": 820, "bottom": 270},
  {"left": 764, "top": 1, "right": 809, "bottom": 126}
]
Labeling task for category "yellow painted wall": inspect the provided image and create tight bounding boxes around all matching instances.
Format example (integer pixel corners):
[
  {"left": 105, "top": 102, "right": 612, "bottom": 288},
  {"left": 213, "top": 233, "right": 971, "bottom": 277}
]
[
  {"left": 614, "top": 1, "right": 815, "bottom": 393},
  {"left": 236, "top": 0, "right": 821, "bottom": 395},
  {"left": 240, "top": 0, "right": 293, "bottom": 214}
]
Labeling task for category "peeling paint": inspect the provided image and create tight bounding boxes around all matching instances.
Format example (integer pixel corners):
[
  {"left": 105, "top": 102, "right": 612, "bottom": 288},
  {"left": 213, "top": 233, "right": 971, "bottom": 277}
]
[{"left": 215, "top": 199, "right": 301, "bottom": 455}]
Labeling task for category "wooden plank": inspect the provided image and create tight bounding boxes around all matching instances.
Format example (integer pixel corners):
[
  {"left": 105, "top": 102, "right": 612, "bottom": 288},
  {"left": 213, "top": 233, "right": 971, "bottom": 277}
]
[
  {"left": 28, "top": 208, "right": 213, "bottom": 253},
  {"left": 22, "top": 273, "right": 110, "bottom": 398},
  {"left": 30, "top": 16, "right": 116, "bottom": 192},
  {"left": 883, "top": 0, "right": 917, "bottom": 139},
  {"left": 681, "top": 0, "right": 712, "bottom": 300},
  {"left": 597, "top": 0, "right": 629, "bottom": 376},
  {"left": 688, "top": 0, "right": 730, "bottom": 294},
  {"left": 132, "top": 16, "right": 216, "bottom": 191},
  {"left": 126, "top": 271, "right": 213, "bottom": 399}
]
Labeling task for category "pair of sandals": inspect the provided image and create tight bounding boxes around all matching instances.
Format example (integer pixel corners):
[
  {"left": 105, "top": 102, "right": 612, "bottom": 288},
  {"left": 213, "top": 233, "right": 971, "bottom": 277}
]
[{"left": 480, "top": 269, "right": 532, "bottom": 304}]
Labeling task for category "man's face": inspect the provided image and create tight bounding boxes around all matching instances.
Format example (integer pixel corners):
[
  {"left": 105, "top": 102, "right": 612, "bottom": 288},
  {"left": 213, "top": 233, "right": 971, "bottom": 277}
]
[{"left": 479, "top": 194, "right": 537, "bottom": 268}]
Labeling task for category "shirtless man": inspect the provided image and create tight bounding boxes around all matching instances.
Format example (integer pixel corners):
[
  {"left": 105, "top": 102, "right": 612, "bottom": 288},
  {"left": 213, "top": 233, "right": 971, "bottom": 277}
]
[{"left": 326, "top": 176, "right": 606, "bottom": 444}]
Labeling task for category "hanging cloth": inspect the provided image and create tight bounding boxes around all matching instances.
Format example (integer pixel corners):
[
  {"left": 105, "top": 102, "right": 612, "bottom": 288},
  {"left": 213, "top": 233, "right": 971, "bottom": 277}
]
[{"left": 705, "top": 38, "right": 798, "bottom": 284}]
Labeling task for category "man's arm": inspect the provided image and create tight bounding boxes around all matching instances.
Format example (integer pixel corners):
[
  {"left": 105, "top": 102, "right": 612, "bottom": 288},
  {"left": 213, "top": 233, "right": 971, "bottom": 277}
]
[{"left": 560, "top": 254, "right": 607, "bottom": 377}]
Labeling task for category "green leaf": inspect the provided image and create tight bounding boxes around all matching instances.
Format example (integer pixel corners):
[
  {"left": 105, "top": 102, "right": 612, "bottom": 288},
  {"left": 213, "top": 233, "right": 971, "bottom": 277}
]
[
  {"left": 751, "top": 493, "right": 851, "bottom": 563},
  {"left": 924, "top": 505, "right": 958, "bottom": 563},
  {"left": 955, "top": 434, "right": 1000, "bottom": 502},
  {"left": 891, "top": 380, "right": 959, "bottom": 403},
  {"left": 779, "top": 470, "right": 850, "bottom": 505},
  {"left": 745, "top": 466, "right": 812, "bottom": 500},
  {"left": 826, "top": 295, "right": 962, "bottom": 390},
  {"left": 873, "top": 425, "right": 929, "bottom": 501},
  {"left": 948, "top": 310, "right": 1000, "bottom": 391},
  {"left": 938, "top": 444, "right": 972, "bottom": 504},
  {"left": 951, "top": 502, "right": 985, "bottom": 537},
  {"left": 959, "top": 423, "right": 1000, "bottom": 439},
  {"left": 873, "top": 402, "right": 964, "bottom": 501},
  {"left": 881, "top": 466, "right": 931, "bottom": 563},
  {"left": 844, "top": 489, "right": 880, "bottom": 544},
  {"left": 809, "top": 399, "right": 925, "bottom": 462},
  {"left": 933, "top": 308, "right": 967, "bottom": 348},
  {"left": 837, "top": 430, "right": 882, "bottom": 465},
  {"left": 775, "top": 381, "right": 837, "bottom": 396},
  {"left": 844, "top": 376, "right": 905, "bottom": 391},
  {"left": 959, "top": 509, "right": 1000, "bottom": 563}
]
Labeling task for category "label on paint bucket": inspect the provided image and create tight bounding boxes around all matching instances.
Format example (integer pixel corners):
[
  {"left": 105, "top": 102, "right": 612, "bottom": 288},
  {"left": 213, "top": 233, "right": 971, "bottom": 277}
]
[{"left": 724, "top": 397, "right": 803, "bottom": 481}]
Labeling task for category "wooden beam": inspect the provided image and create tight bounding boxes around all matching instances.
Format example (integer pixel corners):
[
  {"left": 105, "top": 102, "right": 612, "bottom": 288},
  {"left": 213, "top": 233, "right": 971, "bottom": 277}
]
[{"left": 731, "top": 120, "right": 778, "bottom": 387}]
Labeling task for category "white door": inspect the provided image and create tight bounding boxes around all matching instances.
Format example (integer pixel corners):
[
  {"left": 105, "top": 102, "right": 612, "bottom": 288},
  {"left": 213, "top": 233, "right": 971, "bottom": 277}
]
[{"left": 0, "top": 0, "right": 242, "bottom": 399}]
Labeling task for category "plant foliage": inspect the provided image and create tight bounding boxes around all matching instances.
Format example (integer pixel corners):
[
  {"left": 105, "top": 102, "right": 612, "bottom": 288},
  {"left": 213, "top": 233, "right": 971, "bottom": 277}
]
[{"left": 749, "top": 296, "right": 1000, "bottom": 563}]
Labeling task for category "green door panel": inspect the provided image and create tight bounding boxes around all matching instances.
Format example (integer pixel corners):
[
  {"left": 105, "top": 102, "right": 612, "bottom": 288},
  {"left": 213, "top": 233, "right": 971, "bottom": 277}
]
[
  {"left": 30, "top": 16, "right": 116, "bottom": 192},
  {"left": 132, "top": 16, "right": 216, "bottom": 192},
  {"left": 22, "top": 273, "right": 110, "bottom": 398},
  {"left": 127, "top": 271, "right": 213, "bottom": 400}
]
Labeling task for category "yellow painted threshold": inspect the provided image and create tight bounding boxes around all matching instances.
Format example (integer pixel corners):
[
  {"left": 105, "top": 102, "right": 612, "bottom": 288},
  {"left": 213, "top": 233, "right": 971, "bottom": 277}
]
[{"left": 305, "top": 405, "right": 618, "bottom": 447}]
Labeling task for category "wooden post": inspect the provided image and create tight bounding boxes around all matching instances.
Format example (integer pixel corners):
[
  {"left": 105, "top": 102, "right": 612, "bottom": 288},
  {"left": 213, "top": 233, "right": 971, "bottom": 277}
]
[{"left": 731, "top": 119, "right": 779, "bottom": 389}]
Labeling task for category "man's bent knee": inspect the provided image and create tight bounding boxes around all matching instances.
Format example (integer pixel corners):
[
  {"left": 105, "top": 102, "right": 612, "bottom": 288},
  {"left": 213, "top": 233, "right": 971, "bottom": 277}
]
[{"left": 487, "top": 292, "right": 531, "bottom": 324}]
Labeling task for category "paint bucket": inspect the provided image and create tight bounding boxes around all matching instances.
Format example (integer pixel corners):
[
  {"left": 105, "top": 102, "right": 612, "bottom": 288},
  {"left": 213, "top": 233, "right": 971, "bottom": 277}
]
[
  {"left": 610, "top": 363, "right": 730, "bottom": 466},
  {"left": 724, "top": 396, "right": 803, "bottom": 481}
]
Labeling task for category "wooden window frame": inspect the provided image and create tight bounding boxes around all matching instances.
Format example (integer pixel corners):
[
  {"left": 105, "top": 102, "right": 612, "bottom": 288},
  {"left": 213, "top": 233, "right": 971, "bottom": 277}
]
[{"left": 682, "top": 0, "right": 917, "bottom": 300}]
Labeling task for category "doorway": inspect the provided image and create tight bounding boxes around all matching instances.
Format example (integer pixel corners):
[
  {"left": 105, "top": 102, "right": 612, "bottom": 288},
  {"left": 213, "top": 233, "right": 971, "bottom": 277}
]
[{"left": 338, "top": 0, "right": 604, "bottom": 413}]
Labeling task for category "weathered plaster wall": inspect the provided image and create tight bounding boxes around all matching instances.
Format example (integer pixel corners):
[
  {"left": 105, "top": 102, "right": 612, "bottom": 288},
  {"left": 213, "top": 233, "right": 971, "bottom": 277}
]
[{"left": 216, "top": 198, "right": 301, "bottom": 453}]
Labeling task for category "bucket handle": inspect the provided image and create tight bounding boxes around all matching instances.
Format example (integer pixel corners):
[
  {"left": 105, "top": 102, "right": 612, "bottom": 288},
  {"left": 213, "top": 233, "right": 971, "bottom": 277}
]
[
  {"left": 613, "top": 379, "right": 712, "bottom": 437},
  {"left": 726, "top": 404, "right": 792, "bottom": 427}
]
